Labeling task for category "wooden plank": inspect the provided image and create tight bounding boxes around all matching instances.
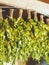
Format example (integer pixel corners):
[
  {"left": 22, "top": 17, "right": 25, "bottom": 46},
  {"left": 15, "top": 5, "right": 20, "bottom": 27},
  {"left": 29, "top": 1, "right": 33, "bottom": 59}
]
[
  {"left": 0, "top": 3, "right": 14, "bottom": 8},
  {"left": 0, "top": 6, "right": 14, "bottom": 8},
  {"left": 40, "top": 0, "right": 49, "bottom": 3},
  {"left": 0, "top": 0, "right": 49, "bottom": 17}
]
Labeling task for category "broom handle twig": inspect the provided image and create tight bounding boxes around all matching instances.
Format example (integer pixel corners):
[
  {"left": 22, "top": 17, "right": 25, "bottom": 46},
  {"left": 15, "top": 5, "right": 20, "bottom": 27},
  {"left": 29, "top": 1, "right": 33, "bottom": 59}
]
[
  {"left": 40, "top": 14, "right": 44, "bottom": 22},
  {"left": 27, "top": 10, "right": 31, "bottom": 19},
  {"left": 46, "top": 18, "right": 49, "bottom": 25},
  {"left": 0, "top": 9, "right": 3, "bottom": 19},
  {"left": 10, "top": 9, "right": 14, "bottom": 18},
  {"left": 34, "top": 11, "right": 38, "bottom": 21},
  {"left": 19, "top": 9, "right": 23, "bottom": 18}
]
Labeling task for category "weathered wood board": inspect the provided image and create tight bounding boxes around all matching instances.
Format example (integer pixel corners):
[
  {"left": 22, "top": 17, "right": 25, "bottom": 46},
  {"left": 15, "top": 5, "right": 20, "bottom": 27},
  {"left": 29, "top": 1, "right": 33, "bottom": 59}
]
[{"left": 0, "top": 0, "right": 49, "bottom": 17}]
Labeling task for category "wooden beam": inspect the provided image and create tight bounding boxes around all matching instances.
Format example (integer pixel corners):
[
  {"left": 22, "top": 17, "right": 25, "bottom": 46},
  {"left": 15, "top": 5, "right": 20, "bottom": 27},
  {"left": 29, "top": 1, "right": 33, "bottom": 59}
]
[{"left": 0, "top": 0, "right": 49, "bottom": 17}]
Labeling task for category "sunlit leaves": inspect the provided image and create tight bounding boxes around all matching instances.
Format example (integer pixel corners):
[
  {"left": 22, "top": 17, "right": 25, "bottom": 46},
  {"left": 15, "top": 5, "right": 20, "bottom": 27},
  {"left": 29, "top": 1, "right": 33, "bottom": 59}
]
[{"left": 0, "top": 18, "right": 49, "bottom": 65}]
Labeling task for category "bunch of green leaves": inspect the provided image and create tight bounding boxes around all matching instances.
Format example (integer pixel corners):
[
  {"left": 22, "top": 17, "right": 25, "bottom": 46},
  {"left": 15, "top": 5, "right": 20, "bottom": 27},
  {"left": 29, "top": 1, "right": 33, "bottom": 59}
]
[{"left": 0, "top": 18, "right": 49, "bottom": 65}]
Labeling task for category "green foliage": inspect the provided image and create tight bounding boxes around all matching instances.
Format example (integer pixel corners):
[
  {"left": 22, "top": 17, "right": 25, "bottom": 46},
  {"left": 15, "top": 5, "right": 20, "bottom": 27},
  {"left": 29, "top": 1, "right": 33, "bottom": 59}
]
[{"left": 0, "top": 18, "right": 49, "bottom": 65}]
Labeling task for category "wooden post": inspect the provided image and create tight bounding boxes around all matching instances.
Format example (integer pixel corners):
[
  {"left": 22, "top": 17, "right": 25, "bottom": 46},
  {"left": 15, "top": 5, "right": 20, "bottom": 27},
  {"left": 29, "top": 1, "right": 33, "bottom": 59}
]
[
  {"left": 27, "top": 10, "right": 31, "bottom": 19},
  {"left": 0, "top": 9, "right": 3, "bottom": 19},
  {"left": 40, "top": 14, "right": 44, "bottom": 22},
  {"left": 46, "top": 18, "right": 49, "bottom": 25},
  {"left": 34, "top": 11, "right": 38, "bottom": 21},
  {"left": 19, "top": 9, "right": 23, "bottom": 18},
  {"left": 10, "top": 9, "right": 14, "bottom": 18}
]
